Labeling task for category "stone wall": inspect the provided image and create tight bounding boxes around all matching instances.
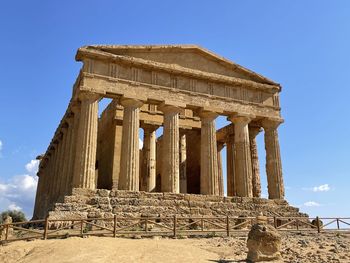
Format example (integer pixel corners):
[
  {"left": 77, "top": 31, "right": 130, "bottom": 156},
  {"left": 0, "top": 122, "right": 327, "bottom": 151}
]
[{"left": 48, "top": 188, "right": 307, "bottom": 221}]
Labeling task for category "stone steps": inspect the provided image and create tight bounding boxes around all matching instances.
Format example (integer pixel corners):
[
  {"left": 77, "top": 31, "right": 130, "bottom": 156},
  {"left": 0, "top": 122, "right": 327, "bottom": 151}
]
[{"left": 49, "top": 188, "right": 307, "bottom": 220}]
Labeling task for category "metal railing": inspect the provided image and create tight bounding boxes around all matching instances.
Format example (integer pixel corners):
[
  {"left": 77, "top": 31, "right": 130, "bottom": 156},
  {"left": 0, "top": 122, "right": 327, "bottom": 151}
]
[{"left": 0, "top": 215, "right": 349, "bottom": 243}]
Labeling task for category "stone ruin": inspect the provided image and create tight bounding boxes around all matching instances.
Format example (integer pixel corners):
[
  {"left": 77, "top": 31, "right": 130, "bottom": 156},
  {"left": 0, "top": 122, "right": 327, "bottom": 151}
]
[{"left": 32, "top": 45, "right": 306, "bottom": 221}]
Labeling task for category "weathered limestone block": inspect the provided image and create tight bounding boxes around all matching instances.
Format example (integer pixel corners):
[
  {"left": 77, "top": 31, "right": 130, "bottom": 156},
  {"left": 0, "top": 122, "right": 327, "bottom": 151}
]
[
  {"left": 64, "top": 195, "right": 91, "bottom": 204},
  {"left": 163, "top": 192, "right": 185, "bottom": 200},
  {"left": 72, "top": 188, "right": 97, "bottom": 197},
  {"left": 247, "top": 223, "right": 282, "bottom": 262},
  {"left": 97, "top": 189, "right": 110, "bottom": 197}
]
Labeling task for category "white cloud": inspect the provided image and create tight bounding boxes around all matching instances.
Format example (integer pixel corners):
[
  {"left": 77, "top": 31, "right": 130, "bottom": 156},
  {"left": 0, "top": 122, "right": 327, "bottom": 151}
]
[
  {"left": 303, "top": 201, "right": 321, "bottom": 207},
  {"left": 312, "top": 184, "right": 330, "bottom": 192},
  {"left": 8, "top": 203, "right": 22, "bottom": 211},
  {"left": 139, "top": 138, "right": 143, "bottom": 150},
  {"left": 0, "top": 159, "right": 39, "bottom": 218},
  {"left": 25, "top": 159, "right": 40, "bottom": 175}
]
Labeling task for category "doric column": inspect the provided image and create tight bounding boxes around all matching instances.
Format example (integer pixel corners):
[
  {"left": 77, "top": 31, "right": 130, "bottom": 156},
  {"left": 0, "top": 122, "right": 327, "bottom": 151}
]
[
  {"left": 73, "top": 93, "right": 99, "bottom": 189},
  {"left": 141, "top": 125, "right": 157, "bottom": 192},
  {"left": 60, "top": 118, "right": 73, "bottom": 196},
  {"left": 217, "top": 142, "right": 224, "bottom": 196},
  {"left": 199, "top": 111, "right": 219, "bottom": 196},
  {"left": 229, "top": 116, "right": 253, "bottom": 197},
  {"left": 66, "top": 104, "right": 80, "bottom": 194},
  {"left": 249, "top": 125, "right": 262, "bottom": 198},
  {"left": 52, "top": 135, "right": 63, "bottom": 202},
  {"left": 33, "top": 171, "right": 44, "bottom": 219},
  {"left": 56, "top": 127, "right": 68, "bottom": 200},
  {"left": 262, "top": 119, "right": 285, "bottom": 199},
  {"left": 44, "top": 148, "right": 57, "bottom": 210},
  {"left": 179, "top": 133, "right": 187, "bottom": 193},
  {"left": 226, "top": 134, "right": 235, "bottom": 196},
  {"left": 159, "top": 105, "right": 181, "bottom": 193},
  {"left": 119, "top": 98, "right": 143, "bottom": 191}
]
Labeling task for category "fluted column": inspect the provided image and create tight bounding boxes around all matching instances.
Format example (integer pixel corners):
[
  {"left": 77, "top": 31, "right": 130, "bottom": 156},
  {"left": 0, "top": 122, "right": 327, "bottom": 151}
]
[
  {"left": 60, "top": 117, "right": 73, "bottom": 196},
  {"left": 249, "top": 126, "right": 262, "bottom": 198},
  {"left": 56, "top": 127, "right": 68, "bottom": 200},
  {"left": 200, "top": 111, "right": 219, "bottom": 195},
  {"left": 180, "top": 133, "right": 187, "bottom": 193},
  {"left": 141, "top": 125, "right": 157, "bottom": 192},
  {"left": 229, "top": 116, "right": 253, "bottom": 197},
  {"left": 160, "top": 105, "right": 181, "bottom": 193},
  {"left": 52, "top": 135, "right": 62, "bottom": 202},
  {"left": 73, "top": 93, "right": 99, "bottom": 189},
  {"left": 226, "top": 134, "right": 235, "bottom": 196},
  {"left": 119, "top": 98, "right": 143, "bottom": 191},
  {"left": 217, "top": 142, "right": 224, "bottom": 196},
  {"left": 262, "top": 119, "right": 285, "bottom": 199},
  {"left": 66, "top": 104, "right": 80, "bottom": 194}
]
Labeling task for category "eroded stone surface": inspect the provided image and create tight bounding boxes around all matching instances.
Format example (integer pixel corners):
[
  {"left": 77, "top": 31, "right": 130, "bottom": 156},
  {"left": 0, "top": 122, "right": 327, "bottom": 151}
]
[{"left": 247, "top": 223, "right": 282, "bottom": 262}]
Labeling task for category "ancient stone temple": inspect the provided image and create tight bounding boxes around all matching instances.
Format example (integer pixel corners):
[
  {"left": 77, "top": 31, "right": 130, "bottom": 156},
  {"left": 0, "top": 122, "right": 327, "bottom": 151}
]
[{"left": 33, "top": 45, "right": 297, "bottom": 220}]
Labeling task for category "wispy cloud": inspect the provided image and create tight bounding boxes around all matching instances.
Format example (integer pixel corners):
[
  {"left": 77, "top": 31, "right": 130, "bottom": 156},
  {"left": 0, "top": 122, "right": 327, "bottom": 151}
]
[
  {"left": 302, "top": 184, "right": 331, "bottom": 192},
  {"left": 8, "top": 203, "right": 22, "bottom": 211},
  {"left": 312, "top": 184, "right": 330, "bottom": 192},
  {"left": 303, "top": 201, "right": 321, "bottom": 207},
  {"left": 25, "top": 159, "right": 40, "bottom": 175}
]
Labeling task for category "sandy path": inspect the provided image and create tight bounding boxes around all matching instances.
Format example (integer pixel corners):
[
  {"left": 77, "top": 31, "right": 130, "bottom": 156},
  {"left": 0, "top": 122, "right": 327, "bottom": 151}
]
[
  {"left": 0, "top": 237, "right": 220, "bottom": 263},
  {"left": 0, "top": 233, "right": 349, "bottom": 262}
]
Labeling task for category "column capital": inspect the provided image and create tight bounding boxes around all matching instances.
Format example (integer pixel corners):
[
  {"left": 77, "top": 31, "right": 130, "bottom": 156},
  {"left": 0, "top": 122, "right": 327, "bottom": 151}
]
[
  {"left": 198, "top": 110, "right": 218, "bottom": 120},
  {"left": 70, "top": 101, "right": 81, "bottom": 114},
  {"left": 142, "top": 123, "right": 159, "bottom": 132},
  {"left": 158, "top": 103, "right": 182, "bottom": 114},
  {"left": 217, "top": 141, "right": 225, "bottom": 151},
  {"left": 120, "top": 97, "right": 143, "bottom": 108},
  {"left": 229, "top": 114, "right": 255, "bottom": 125},
  {"left": 78, "top": 92, "right": 100, "bottom": 101},
  {"left": 261, "top": 118, "right": 284, "bottom": 130},
  {"left": 249, "top": 125, "right": 263, "bottom": 138}
]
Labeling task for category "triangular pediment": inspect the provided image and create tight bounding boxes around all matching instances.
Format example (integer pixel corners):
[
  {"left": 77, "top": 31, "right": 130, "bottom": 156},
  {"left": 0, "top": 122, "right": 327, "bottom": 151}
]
[{"left": 80, "top": 45, "right": 277, "bottom": 85}]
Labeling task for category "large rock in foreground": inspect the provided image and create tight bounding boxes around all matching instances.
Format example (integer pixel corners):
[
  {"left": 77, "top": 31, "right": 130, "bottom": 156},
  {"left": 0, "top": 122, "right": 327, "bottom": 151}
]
[{"left": 247, "top": 223, "right": 282, "bottom": 262}]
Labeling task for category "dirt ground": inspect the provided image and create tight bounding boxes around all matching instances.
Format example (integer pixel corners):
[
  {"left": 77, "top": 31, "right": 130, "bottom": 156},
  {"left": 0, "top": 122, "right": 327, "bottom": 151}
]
[{"left": 0, "top": 232, "right": 349, "bottom": 262}]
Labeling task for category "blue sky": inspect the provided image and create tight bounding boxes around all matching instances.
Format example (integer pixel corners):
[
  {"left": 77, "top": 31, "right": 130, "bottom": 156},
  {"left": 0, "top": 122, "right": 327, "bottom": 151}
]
[{"left": 0, "top": 1, "right": 349, "bottom": 218}]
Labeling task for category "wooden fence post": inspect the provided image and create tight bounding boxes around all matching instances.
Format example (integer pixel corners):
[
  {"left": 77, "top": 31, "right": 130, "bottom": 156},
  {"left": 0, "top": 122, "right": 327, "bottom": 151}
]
[
  {"left": 145, "top": 217, "right": 148, "bottom": 233},
  {"left": 43, "top": 216, "right": 49, "bottom": 240},
  {"left": 5, "top": 224, "right": 9, "bottom": 241},
  {"left": 226, "top": 216, "right": 230, "bottom": 237},
  {"left": 336, "top": 218, "right": 340, "bottom": 230},
  {"left": 316, "top": 216, "right": 321, "bottom": 233},
  {"left": 113, "top": 215, "right": 117, "bottom": 238},
  {"left": 201, "top": 216, "right": 204, "bottom": 232},
  {"left": 173, "top": 215, "right": 177, "bottom": 237},
  {"left": 80, "top": 220, "right": 84, "bottom": 237}
]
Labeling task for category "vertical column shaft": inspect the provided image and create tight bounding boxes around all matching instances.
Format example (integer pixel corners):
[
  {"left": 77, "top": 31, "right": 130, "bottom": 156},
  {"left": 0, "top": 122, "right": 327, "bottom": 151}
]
[
  {"left": 249, "top": 126, "right": 262, "bottom": 198},
  {"left": 160, "top": 105, "right": 181, "bottom": 193},
  {"left": 66, "top": 106, "right": 80, "bottom": 194},
  {"left": 180, "top": 133, "right": 187, "bottom": 193},
  {"left": 230, "top": 116, "right": 253, "bottom": 197},
  {"left": 217, "top": 142, "right": 224, "bottom": 196},
  {"left": 141, "top": 126, "right": 157, "bottom": 192},
  {"left": 226, "top": 135, "right": 235, "bottom": 196},
  {"left": 200, "top": 111, "right": 219, "bottom": 195},
  {"left": 262, "top": 120, "right": 285, "bottom": 199},
  {"left": 119, "top": 98, "right": 143, "bottom": 191},
  {"left": 73, "top": 93, "right": 99, "bottom": 189}
]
